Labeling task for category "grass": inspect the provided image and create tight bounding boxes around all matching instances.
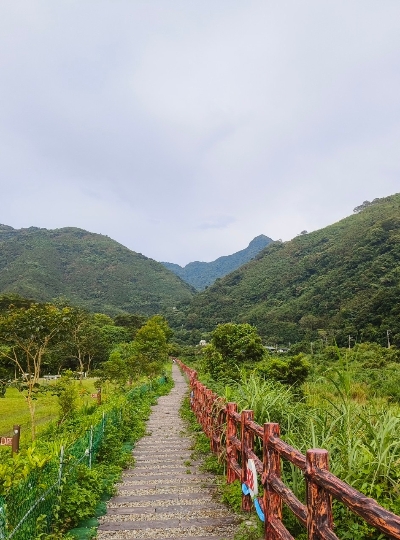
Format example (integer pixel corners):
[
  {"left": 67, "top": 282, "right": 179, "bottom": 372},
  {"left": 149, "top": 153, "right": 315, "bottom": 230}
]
[
  {"left": 0, "top": 378, "right": 98, "bottom": 444},
  {"left": 182, "top": 354, "right": 400, "bottom": 539}
]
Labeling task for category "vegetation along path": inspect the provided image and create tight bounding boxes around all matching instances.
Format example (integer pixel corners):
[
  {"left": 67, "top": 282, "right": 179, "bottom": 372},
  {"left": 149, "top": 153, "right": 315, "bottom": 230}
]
[{"left": 97, "top": 364, "right": 239, "bottom": 540}]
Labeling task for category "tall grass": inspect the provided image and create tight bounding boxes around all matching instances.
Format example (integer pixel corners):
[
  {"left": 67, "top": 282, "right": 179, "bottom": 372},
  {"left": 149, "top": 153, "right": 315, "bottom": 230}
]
[{"left": 205, "top": 363, "right": 400, "bottom": 538}]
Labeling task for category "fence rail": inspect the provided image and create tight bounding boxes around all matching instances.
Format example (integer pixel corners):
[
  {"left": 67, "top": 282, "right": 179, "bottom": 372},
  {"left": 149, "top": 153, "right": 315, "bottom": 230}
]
[{"left": 177, "top": 359, "right": 400, "bottom": 540}]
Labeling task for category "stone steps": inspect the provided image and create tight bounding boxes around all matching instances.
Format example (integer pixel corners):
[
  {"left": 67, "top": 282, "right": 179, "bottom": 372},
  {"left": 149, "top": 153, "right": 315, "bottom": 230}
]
[{"left": 97, "top": 366, "right": 238, "bottom": 540}]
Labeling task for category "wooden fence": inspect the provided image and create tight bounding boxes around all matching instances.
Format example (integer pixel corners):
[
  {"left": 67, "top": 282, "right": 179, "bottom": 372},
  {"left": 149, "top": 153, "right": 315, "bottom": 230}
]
[{"left": 176, "top": 359, "right": 400, "bottom": 540}]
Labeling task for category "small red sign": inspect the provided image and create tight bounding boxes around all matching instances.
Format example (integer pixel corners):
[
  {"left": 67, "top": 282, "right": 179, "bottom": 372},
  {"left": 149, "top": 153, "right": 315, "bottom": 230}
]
[
  {"left": 91, "top": 393, "right": 98, "bottom": 399},
  {"left": 0, "top": 437, "right": 12, "bottom": 446}
]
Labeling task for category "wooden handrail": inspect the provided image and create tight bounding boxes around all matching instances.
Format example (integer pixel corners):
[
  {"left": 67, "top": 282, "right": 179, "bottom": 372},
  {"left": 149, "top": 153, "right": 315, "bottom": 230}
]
[{"left": 175, "top": 358, "right": 400, "bottom": 540}]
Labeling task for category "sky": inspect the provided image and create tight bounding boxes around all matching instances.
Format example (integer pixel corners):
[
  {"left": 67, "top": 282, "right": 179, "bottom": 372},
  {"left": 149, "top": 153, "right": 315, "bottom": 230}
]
[{"left": 0, "top": 1, "right": 399, "bottom": 266}]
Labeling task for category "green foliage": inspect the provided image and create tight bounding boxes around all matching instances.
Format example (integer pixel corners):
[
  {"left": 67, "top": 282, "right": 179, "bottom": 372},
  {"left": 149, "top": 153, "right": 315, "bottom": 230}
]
[
  {"left": 113, "top": 313, "right": 147, "bottom": 339},
  {"left": 99, "top": 350, "right": 130, "bottom": 388},
  {"left": 0, "top": 373, "right": 172, "bottom": 539},
  {"left": 220, "top": 480, "right": 243, "bottom": 513},
  {"left": 212, "top": 323, "right": 265, "bottom": 364},
  {"left": 0, "top": 225, "right": 194, "bottom": 316},
  {"left": 203, "top": 323, "right": 265, "bottom": 380},
  {"left": 181, "top": 193, "right": 400, "bottom": 347},
  {"left": 130, "top": 316, "right": 170, "bottom": 378},
  {"left": 203, "top": 345, "right": 229, "bottom": 380},
  {"left": 187, "top": 332, "right": 400, "bottom": 539},
  {"left": 232, "top": 521, "right": 263, "bottom": 540},
  {"left": 0, "top": 302, "right": 74, "bottom": 438},
  {"left": 51, "top": 371, "right": 79, "bottom": 423},
  {"left": 257, "top": 353, "right": 311, "bottom": 387},
  {"left": 59, "top": 465, "right": 103, "bottom": 528},
  {"left": 162, "top": 234, "right": 273, "bottom": 290}
]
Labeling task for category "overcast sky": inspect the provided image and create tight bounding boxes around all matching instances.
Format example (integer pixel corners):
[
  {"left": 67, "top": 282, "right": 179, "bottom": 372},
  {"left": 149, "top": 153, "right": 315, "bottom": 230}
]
[{"left": 1, "top": 1, "right": 399, "bottom": 265}]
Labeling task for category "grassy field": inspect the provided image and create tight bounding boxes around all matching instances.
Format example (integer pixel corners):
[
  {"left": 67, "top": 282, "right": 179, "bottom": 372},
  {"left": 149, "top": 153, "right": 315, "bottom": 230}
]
[{"left": 0, "top": 378, "right": 98, "bottom": 444}]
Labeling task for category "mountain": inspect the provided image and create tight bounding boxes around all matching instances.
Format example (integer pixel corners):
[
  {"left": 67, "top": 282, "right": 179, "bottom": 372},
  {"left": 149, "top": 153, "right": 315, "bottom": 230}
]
[
  {"left": 180, "top": 194, "right": 400, "bottom": 347},
  {"left": 161, "top": 234, "right": 273, "bottom": 290},
  {"left": 0, "top": 225, "right": 195, "bottom": 315}
]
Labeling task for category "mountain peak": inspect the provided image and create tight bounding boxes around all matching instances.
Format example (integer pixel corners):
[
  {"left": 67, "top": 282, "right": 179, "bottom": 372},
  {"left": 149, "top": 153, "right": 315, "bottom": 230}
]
[{"left": 161, "top": 234, "right": 274, "bottom": 290}]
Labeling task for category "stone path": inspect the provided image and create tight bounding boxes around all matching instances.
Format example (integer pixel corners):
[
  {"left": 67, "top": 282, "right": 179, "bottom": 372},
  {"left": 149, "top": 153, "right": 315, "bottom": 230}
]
[{"left": 97, "top": 364, "right": 239, "bottom": 540}]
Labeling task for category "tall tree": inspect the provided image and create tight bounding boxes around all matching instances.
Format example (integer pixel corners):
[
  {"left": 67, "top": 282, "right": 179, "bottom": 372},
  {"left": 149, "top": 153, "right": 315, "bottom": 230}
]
[
  {"left": 130, "top": 316, "right": 171, "bottom": 378},
  {"left": 0, "top": 303, "right": 72, "bottom": 438}
]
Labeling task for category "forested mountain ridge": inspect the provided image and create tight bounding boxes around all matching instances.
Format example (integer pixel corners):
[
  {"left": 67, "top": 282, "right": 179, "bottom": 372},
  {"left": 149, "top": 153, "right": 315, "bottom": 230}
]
[
  {"left": 180, "top": 194, "right": 400, "bottom": 347},
  {"left": 161, "top": 234, "right": 273, "bottom": 290},
  {"left": 0, "top": 225, "right": 194, "bottom": 315}
]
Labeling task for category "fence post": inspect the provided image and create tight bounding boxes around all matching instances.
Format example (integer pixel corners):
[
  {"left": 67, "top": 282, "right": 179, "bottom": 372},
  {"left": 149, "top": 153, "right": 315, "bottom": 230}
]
[
  {"left": 12, "top": 425, "right": 20, "bottom": 455},
  {"left": 306, "top": 449, "right": 333, "bottom": 539},
  {"left": 89, "top": 426, "right": 93, "bottom": 469},
  {"left": 263, "top": 422, "right": 282, "bottom": 540},
  {"left": 212, "top": 402, "right": 224, "bottom": 456},
  {"left": 198, "top": 385, "right": 205, "bottom": 430},
  {"left": 241, "top": 410, "right": 254, "bottom": 512},
  {"left": 226, "top": 402, "right": 238, "bottom": 484},
  {"left": 102, "top": 411, "right": 106, "bottom": 433},
  {"left": 206, "top": 389, "right": 213, "bottom": 440},
  {"left": 58, "top": 445, "right": 64, "bottom": 492}
]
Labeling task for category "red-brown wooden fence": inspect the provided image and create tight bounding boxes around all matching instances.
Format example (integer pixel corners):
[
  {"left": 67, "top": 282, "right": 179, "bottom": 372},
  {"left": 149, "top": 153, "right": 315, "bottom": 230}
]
[{"left": 177, "top": 359, "right": 400, "bottom": 540}]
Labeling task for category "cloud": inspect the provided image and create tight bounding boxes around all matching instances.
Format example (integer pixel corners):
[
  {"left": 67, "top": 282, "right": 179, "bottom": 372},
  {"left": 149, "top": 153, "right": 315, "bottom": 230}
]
[
  {"left": 0, "top": 1, "right": 399, "bottom": 264},
  {"left": 198, "top": 216, "right": 236, "bottom": 230}
]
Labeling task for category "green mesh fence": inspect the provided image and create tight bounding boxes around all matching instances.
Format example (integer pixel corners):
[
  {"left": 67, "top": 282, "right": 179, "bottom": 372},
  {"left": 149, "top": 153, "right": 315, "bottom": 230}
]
[
  {"left": 0, "top": 377, "right": 166, "bottom": 540},
  {"left": 0, "top": 497, "right": 7, "bottom": 540}
]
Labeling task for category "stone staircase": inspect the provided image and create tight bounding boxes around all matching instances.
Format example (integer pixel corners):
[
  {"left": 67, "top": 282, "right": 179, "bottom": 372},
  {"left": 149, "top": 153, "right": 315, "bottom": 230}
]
[{"left": 97, "top": 365, "right": 239, "bottom": 539}]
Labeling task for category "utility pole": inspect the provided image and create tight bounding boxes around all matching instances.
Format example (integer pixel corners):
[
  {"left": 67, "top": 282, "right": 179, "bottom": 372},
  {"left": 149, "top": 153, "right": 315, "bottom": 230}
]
[
  {"left": 387, "top": 330, "right": 391, "bottom": 349},
  {"left": 348, "top": 335, "right": 352, "bottom": 350}
]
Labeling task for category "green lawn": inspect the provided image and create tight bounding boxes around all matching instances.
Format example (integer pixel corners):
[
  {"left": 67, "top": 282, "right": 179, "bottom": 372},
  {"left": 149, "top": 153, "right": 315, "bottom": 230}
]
[{"left": 0, "top": 379, "right": 98, "bottom": 444}]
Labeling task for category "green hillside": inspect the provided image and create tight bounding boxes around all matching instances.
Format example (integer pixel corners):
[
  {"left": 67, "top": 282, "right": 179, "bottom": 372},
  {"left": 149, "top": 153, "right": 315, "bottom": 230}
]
[
  {"left": 0, "top": 225, "right": 194, "bottom": 315},
  {"left": 161, "top": 234, "right": 273, "bottom": 290},
  {"left": 181, "top": 194, "right": 400, "bottom": 347}
]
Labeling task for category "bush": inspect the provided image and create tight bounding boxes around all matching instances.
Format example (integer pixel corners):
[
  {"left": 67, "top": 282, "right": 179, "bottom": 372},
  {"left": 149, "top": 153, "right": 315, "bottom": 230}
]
[{"left": 257, "top": 354, "right": 310, "bottom": 387}]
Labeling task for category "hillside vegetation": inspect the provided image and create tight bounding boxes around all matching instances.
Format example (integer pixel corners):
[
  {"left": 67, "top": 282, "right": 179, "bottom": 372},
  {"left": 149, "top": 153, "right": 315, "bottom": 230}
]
[
  {"left": 0, "top": 225, "right": 194, "bottom": 315},
  {"left": 181, "top": 194, "right": 400, "bottom": 347},
  {"left": 162, "top": 234, "right": 273, "bottom": 290}
]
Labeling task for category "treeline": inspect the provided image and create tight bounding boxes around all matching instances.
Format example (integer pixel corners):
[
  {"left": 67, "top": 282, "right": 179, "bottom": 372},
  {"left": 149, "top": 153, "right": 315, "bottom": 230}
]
[{"left": 0, "top": 293, "right": 172, "bottom": 437}]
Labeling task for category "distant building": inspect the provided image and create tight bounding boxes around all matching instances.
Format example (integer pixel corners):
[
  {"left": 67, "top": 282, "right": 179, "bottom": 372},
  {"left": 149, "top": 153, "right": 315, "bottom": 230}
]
[{"left": 199, "top": 340, "right": 207, "bottom": 346}]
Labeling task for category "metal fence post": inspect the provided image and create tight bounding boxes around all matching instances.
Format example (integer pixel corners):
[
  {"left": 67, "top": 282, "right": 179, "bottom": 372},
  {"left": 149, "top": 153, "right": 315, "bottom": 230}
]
[
  {"left": 58, "top": 446, "right": 64, "bottom": 492},
  {"left": 89, "top": 426, "right": 93, "bottom": 469}
]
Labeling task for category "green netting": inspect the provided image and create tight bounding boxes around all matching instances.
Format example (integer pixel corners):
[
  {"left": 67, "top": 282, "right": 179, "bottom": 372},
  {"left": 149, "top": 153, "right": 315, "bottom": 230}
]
[
  {"left": 0, "top": 377, "right": 166, "bottom": 540},
  {"left": 0, "top": 497, "right": 7, "bottom": 540}
]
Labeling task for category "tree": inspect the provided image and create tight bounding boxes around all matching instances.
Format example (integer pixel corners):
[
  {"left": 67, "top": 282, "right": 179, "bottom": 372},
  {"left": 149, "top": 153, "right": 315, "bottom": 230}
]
[
  {"left": 99, "top": 350, "right": 130, "bottom": 388},
  {"left": 66, "top": 309, "right": 108, "bottom": 378},
  {"left": 114, "top": 314, "right": 147, "bottom": 340},
  {"left": 0, "top": 303, "right": 72, "bottom": 438},
  {"left": 96, "top": 316, "right": 172, "bottom": 385},
  {"left": 130, "top": 316, "right": 170, "bottom": 378},
  {"left": 203, "top": 323, "right": 265, "bottom": 380},
  {"left": 211, "top": 323, "right": 265, "bottom": 364}
]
